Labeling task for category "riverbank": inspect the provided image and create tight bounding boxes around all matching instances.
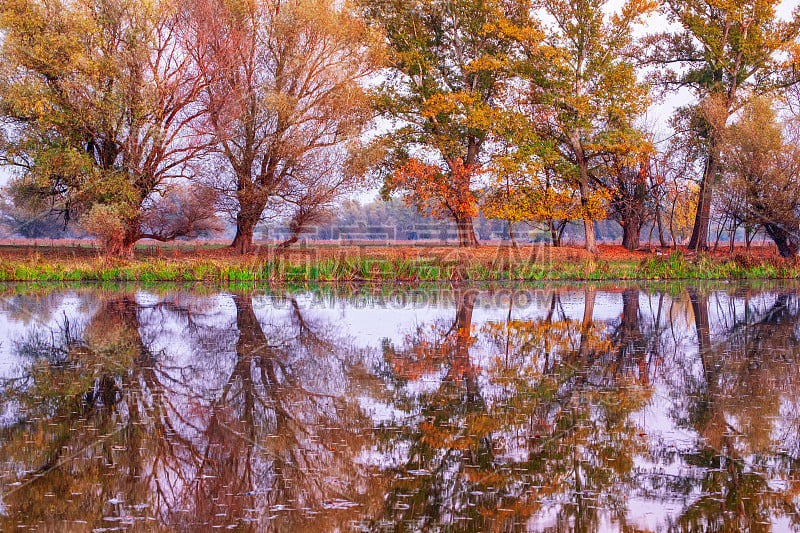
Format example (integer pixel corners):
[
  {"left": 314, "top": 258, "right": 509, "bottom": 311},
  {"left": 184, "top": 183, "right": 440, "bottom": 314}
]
[{"left": 0, "top": 243, "right": 795, "bottom": 282}]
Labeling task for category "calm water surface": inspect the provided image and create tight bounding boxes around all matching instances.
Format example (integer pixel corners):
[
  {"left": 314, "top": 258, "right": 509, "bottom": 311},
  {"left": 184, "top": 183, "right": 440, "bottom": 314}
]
[{"left": 1, "top": 282, "right": 799, "bottom": 532}]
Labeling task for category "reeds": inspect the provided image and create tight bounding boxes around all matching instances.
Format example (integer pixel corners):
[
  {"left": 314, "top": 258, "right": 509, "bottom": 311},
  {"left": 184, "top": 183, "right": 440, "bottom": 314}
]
[{"left": 0, "top": 250, "right": 797, "bottom": 281}]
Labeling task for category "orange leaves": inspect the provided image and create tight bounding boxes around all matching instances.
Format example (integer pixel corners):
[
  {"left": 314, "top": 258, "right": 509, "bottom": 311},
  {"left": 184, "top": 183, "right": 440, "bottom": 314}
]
[{"left": 390, "top": 158, "right": 479, "bottom": 220}]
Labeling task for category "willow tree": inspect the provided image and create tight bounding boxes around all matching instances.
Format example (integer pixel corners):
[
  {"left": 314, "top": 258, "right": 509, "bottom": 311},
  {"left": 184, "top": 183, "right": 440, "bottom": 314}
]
[
  {"left": 498, "top": 0, "right": 654, "bottom": 254},
  {"left": 0, "top": 0, "right": 216, "bottom": 256},
  {"left": 359, "top": 0, "right": 535, "bottom": 247},
  {"left": 721, "top": 98, "right": 800, "bottom": 257},
  {"left": 187, "top": 0, "right": 382, "bottom": 254},
  {"left": 646, "top": 0, "right": 800, "bottom": 251}
]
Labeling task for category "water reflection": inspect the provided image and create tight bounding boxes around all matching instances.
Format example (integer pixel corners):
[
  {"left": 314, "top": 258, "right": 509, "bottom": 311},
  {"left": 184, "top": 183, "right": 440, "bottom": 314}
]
[
  {"left": 0, "top": 284, "right": 799, "bottom": 531},
  {"left": 0, "top": 290, "right": 383, "bottom": 530},
  {"left": 373, "top": 287, "right": 651, "bottom": 531}
]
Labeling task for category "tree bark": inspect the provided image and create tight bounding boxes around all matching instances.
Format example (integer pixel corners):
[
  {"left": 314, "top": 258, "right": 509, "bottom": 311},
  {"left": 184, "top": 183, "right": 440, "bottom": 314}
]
[
  {"left": 574, "top": 142, "right": 599, "bottom": 254},
  {"left": 764, "top": 223, "right": 799, "bottom": 258},
  {"left": 621, "top": 221, "right": 640, "bottom": 251},
  {"left": 231, "top": 212, "right": 259, "bottom": 254},
  {"left": 583, "top": 218, "right": 598, "bottom": 255},
  {"left": 688, "top": 141, "right": 720, "bottom": 251},
  {"left": 508, "top": 220, "right": 517, "bottom": 248},
  {"left": 278, "top": 234, "right": 299, "bottom": 249},
  {"left": 656, "top": 208, "right": 668, "bottom": 248},
  {"left": 455, "top": 215, "right": 479, "bottom": 247},
  {"left": 106, "top": 226, "right": 139, "bottom": 259},
  {"left": 549, "top": 220, "right": 560, "bottom": 247}
]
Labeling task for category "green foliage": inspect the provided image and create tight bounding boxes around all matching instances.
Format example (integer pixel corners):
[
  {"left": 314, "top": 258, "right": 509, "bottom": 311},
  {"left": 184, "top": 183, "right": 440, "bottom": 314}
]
[
  {"left": 359, "top": 0, "right": 533, "bottom": 243},
  {"left": 0, "top": 0, "right": 206, "bottom": 255}
]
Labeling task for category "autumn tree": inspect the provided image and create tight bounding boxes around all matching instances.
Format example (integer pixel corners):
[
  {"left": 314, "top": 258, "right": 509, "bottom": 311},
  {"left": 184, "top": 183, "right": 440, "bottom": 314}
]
[
  {"left": 482, "top": 144, "right": 597, "bottom": 247},
  {"left": 0, "top": 0, "right": 216, "bottom": 256},
  {"left": 599, "top": 148, "right": 654, "bottom": 251},
  {"left": 720, "top": 97, "right": 800, "bottom": 257},
  {"left": 646, "top": 0, "right": 800, "bottom": 251},
  {"left": 359, "top": 0, "right": 535, "bottom": 247},
  {"left": 507, "top": 0, "right": 654, "bottom": 254},
  {"left": 187, "top": 0, "right": 382, "bottom": 254},
  {"left": 663, "top": 180, "right": 699, "bottom": 246}
]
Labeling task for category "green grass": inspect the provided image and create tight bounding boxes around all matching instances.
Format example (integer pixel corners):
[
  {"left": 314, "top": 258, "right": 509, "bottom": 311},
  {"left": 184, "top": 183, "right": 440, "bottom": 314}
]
[{"left": 0, "top": 249, "right": 797, "bottom": 282}]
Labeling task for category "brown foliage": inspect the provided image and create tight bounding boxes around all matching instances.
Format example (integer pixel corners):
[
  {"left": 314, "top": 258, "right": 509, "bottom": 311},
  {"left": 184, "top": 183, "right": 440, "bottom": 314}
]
[
  {"left": 186, "top": 0, "right": 383, "bottom": 253},
  {"left": 140, "top": 185, "right": 224, "bottom": 242}
]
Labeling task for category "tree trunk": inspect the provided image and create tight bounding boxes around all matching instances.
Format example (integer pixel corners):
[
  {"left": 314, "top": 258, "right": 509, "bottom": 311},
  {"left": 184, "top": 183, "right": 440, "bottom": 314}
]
[
  {"left": 119, "top": 236, "right": 137, "bottom": 259},
  {"left": 231, "top": 212, "right": 259, "bottom": 254},
  {"left": 572, "top": 142, "right": 600, "bottom": 254},
  {"left": 278, "top": 234, "right": 299, "bottom": 248},
  {"left": 558, "top": 221, "right": 568, "bottom": 247},
  {"left": 105, "top": 226, "right": 139, "bottom": 258},
  {"left": 621, "top": 221, "right": 640, "bottom": 251},
  {"left": 549, "top": 220, "right": 560, "bottom": 247},
  {"left": 508, "top": 220, "right": 517, "bottom": 248},
  {"left": 455, "top": 215, "right": 479, "bottom": 247},
  {"left": 764, "top": 223, "right": 799, "bottom": 258},
  {"left": 688, "top": 141, "right": 720, "bottom": 251},
  {"left": 583, "top": 218, "right": 598, "bottom": 255},
  {"left": 713, "top": 223, "right": 723, "bottom": 253},
  {"left": 656, "top": 209, "right": 668, "bottom": 248}
]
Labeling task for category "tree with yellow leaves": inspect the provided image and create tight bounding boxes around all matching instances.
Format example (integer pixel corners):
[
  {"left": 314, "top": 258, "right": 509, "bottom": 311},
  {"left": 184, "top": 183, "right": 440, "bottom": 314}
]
[
  {"left": 504, "top": 0, "right": 655, "bottom": 254},
  {"left": 482, "top": 141, "right": 606, "bottom": 247},
  {"left": 0, "top": 0, "right": 219, "bottom": 256},
  {"left": 359, "top": 0, "right": 539, "bottom": 247},
  {"left": 646, "top": 0, "right": 800, "bottom": 251}
]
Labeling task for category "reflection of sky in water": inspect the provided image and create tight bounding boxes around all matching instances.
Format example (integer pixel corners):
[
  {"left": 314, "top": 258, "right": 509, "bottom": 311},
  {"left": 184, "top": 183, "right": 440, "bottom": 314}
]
[{"left": 0, "top": 283, "right": 798, "bottom": 531}]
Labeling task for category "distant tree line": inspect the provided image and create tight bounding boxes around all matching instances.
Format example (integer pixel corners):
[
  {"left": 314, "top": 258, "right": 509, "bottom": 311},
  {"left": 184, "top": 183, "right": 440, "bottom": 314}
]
[
  {"left": 1, "top": 0, "right": 799, "bottom": 256},
  {"left": 256, "top": 198, "right": 628, "bottom": 244}
]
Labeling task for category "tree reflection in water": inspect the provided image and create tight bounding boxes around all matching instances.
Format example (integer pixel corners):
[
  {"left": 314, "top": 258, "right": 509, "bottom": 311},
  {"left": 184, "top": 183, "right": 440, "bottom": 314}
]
[
  {"left": 1, "top": 284, "right": 800, "bottom": 531},
  {"left": 371, "top": 287, "right": 653, "bottom": 532},
  {"left": 0, "top": 290, "right": 384, "bottom": 531},
  {"left": 661, "top": 288, "right": 800, "bottom": 532}
]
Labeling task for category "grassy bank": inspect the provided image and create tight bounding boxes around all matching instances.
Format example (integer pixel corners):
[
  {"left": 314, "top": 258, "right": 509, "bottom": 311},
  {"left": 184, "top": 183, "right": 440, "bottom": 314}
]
[{"left": 0, "top": 246, "right": 797, "bottom": 282}]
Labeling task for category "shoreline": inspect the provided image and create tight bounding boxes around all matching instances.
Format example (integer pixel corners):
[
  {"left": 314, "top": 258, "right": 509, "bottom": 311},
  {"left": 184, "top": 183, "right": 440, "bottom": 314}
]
[{"left": 0, "top": 244, "right": 796, "bottom": 282}]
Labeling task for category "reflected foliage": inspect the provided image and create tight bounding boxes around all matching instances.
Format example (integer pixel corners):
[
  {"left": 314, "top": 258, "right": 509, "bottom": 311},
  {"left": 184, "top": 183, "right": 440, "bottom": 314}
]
[
  {"left": 2, "top": 285, "right": 800, "bottom": 531},
  {"left": 663, "top": 289, "right": 800, "bottom": 532},
  {"left": 371, "top": 289, "right": 653, "bottom": 532},
  {"left": 0, "top": 290, "right": 384, "bottom": 531}
]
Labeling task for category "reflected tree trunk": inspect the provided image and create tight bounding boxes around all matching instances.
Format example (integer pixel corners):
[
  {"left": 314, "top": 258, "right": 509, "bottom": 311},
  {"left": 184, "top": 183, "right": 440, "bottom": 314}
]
[
  {"left": 447, "top": 288, "right": 478, "bottom": 401},
  {"left": 577, "top": 287, "right": 596, "bottom": 365}
]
